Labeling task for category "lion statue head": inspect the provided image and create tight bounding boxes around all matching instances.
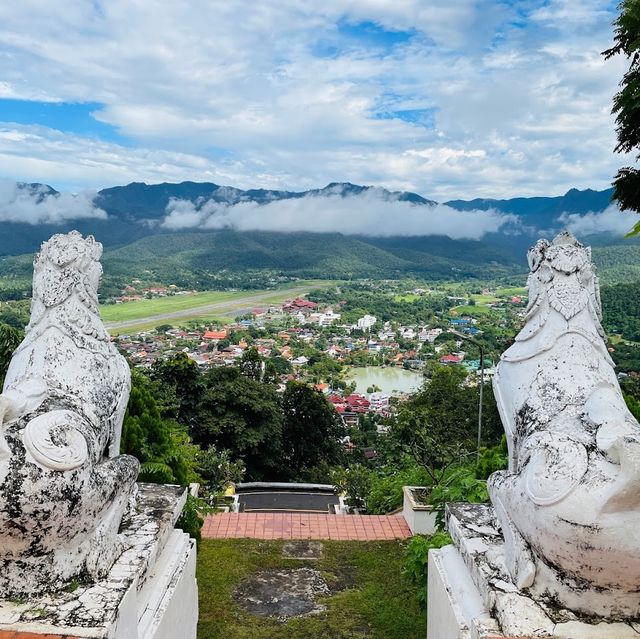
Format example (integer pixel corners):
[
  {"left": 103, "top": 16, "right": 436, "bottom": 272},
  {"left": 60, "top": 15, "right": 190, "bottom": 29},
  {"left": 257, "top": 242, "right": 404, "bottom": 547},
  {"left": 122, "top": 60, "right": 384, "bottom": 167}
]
[{"left": 31, "top": 231, "right": 103, "bottom": 312}]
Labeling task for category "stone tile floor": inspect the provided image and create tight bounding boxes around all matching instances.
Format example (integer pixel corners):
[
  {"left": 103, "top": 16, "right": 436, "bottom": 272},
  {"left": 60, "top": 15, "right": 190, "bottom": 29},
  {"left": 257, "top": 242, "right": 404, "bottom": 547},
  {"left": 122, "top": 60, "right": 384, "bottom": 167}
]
[{"left": 203, "top": 513, "right": 412, "bottom": 540}]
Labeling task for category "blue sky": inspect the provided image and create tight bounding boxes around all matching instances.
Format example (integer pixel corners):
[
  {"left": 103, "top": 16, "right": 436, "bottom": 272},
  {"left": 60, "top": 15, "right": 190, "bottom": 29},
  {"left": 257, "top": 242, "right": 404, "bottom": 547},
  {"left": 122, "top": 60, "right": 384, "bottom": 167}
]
[{"left": 0, "top": 0, "right": 626, "bottom": 199}]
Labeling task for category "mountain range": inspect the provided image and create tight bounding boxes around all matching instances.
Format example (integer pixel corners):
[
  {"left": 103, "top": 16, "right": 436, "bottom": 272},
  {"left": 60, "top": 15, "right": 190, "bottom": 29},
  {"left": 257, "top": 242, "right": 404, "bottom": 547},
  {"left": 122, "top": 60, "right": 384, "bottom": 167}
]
[{"left": 2, "top": 180, "right": 634, "bottom": 286}]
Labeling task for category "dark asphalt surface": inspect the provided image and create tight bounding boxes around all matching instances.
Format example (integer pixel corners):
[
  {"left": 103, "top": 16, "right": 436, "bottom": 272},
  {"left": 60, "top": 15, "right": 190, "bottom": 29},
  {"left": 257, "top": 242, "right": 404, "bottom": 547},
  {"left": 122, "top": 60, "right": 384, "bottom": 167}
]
[{"left": 238, "top": 491, "right": 340, "bottom": 513}]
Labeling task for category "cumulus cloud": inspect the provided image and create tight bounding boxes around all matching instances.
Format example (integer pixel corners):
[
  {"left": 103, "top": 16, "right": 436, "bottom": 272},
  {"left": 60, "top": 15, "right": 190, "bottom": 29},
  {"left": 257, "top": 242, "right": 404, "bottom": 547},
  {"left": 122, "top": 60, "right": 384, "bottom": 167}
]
[
  {"left": 0, "top": 178, "right": 105, "bottom": 224},
  {"left": 161, "top": 192, "right": 513, "bottom": 240},
  {"left": 559, "top": 205, "right": 637, "bottom": 237},
  {"left": 0, "top": 1, "right": 626, "bottom": 199}
]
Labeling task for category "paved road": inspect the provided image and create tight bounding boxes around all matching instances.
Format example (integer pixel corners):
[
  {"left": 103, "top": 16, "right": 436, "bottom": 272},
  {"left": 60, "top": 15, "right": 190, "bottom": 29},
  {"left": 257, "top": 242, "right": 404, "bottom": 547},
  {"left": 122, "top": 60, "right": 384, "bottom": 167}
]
[
  {"left": 103, "top": 285, "right": 315, "bottom": 331},
  {"left": 238, "top": 491, "right": 340, "bottom": 514}
]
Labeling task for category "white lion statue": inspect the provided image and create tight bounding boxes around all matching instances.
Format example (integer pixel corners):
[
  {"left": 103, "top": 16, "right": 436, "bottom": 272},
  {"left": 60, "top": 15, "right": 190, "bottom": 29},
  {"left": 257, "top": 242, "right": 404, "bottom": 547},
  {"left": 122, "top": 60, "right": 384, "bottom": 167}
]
[
  {"left": 490, "top": 231, "right": 640, "bottom": 618},
  {"left": 0, "top": 231, "right": 139, "bottom": 596}
]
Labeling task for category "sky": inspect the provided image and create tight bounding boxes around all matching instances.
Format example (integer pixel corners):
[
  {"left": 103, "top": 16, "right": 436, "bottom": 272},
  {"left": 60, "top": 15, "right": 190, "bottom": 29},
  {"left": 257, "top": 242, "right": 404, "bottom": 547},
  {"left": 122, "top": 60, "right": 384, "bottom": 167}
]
[{"left": 0, "top": 0, "right": 626, "bottom": 201}]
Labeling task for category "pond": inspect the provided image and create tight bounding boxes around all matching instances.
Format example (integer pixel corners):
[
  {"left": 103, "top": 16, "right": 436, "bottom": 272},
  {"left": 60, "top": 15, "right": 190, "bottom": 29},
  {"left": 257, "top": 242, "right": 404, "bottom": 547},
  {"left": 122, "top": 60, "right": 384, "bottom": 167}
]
[{"left": 346, "top": 366, "right": 424, "bottom": 396}]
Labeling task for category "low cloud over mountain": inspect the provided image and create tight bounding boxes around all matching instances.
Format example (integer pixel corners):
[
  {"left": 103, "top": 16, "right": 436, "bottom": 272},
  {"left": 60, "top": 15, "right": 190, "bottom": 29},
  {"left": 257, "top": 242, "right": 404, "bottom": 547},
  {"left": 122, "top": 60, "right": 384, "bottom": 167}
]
[
  {"left": 0, "top": 180, "right": 106, "bottom": 225},
  {"left": 161, "top": 191, "right": 515, "bottom": 240},
  {"left": 560, "top": 205, "right": 637, "bottom": 237}
]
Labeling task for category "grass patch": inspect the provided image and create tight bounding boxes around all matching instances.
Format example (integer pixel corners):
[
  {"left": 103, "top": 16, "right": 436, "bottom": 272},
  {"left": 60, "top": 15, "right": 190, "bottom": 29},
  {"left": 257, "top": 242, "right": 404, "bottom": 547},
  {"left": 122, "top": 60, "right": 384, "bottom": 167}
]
[
  {"left": 450, "top": 304, "right": 494, "bottom": 316},
  {"left": 197, "top": 538, "right": 425, "bottom": 639},
  {"left": 495, "top": 286, "right": 527, "bottom": 297},
  {"left": 101, "top": 280, "right": 337, "bottom": 332},
  {"left": 394, "top": 294, "right": 421, "bottom": 303},
  {"left": 101, "top": 290, "right": 254, "bottom": 322},
  {"left": 469, "top": 294, "right": 500, "bottom": 304},
  {"left": 108, "top": 316, "right": 228, "bottom": 336}
]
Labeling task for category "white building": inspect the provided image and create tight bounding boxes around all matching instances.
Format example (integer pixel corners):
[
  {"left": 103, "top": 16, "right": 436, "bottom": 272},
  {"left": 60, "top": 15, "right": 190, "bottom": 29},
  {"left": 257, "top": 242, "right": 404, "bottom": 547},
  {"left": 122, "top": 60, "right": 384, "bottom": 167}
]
[
  {"left": 357, "top": 314, "right": 377, "bottom": 330},
  {"left": 423, "top": 328, "right": 443, "bottom": 343},
  {"left": 368, "top": 392, "right": 390, "bottom": 412}
]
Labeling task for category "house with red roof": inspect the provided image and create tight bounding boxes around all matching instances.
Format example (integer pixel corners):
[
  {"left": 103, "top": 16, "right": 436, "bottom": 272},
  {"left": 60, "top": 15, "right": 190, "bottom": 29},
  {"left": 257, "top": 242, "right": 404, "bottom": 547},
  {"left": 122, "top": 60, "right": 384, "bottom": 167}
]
[
  {"left": 203, "top": 329, "right": 228, "bottom": 340},
  {"left": 346, "top": 394, "right": 371, "bottom": 413}
]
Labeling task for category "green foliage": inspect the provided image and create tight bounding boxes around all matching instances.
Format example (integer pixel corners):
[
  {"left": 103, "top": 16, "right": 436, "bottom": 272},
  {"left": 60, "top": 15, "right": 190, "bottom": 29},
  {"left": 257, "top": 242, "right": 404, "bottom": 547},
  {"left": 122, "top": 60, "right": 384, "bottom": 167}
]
[
  {"left": 197, "top": 445, "right": 246, "bottom": 493},
  {"left": 429, "top": 466, "right": 490, "bottom": 530},
  {"left": 365, "top": 463, "right": 432, "bottom": 515},
  {"left": 475, "top": 436, "right": 509, "bottom": 480},
  {"left": 623, "top": 375, "right": 640, "bottom": 420},
  {"left": 391, "top": 365, "right": 498, "bottom": 487},
  {"left": 194, "top": 367, "right": 284, "bottom": 480},
  {"left": 0, "top": 323, "right": 22, "bottom": 387},
  {"left": 604, "top": 0, "right": 640, "bottom": 217},
  {"left": 601, "top": 282, "right": 640, "bottom": 340},
  {"left": 0, "top": 301, "right": 30, "bottom": 330},
  {"left": 176, "top": 493, "right": 213, "bottom": 546},
  {"left": 625, "top": 391, "right": 640, "bottom": 421},
  {"left": 122, "top": 369, "right": 199, "bottom": 485},
  {"left": 266, "top": 355, "right": 293, "bottom": 375},
  {"left": 309, "top": 285, "right": 454, "bottom": 325},
  {"left": 611, "top": 342, "right": 640, "bottom": 372},
  {"left": 281, "top": 381, "right": 346, "bottom": 478},
  {"left": 151, "top": 353, "right": 203, "bottom": 426},
  {"left": 332, "top": 464, "right": 372, "bottom": 511},
  {"left": 239, "top": 347, "right": 263, "bottom": 381},
  {"left": 403, "top": 533, "right": 452, "bottom": 611}
]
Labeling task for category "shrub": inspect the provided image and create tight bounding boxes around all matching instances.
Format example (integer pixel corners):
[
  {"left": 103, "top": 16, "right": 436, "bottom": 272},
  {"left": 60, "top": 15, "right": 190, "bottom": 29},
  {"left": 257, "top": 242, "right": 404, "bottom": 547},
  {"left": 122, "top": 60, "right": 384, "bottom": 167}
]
[
  {"left": 366, "top": 464, "right": 432, "bottom": 514},
  {"left": 176, "top": 494, "right": 214, "bottom": 547},
  {"left": 403, "top": 532, "right": 452, "bottom": 610}
]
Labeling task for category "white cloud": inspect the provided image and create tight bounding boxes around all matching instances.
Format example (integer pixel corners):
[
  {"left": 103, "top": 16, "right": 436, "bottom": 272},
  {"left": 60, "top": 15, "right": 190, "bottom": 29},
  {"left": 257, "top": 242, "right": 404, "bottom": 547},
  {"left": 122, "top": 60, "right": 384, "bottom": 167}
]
[
  {"left": 0, "top": 1, "right": 627, "bottom": 199},
  {"left": 560, "top": 205, "right": 637, "bottom": 237},
  {"left": 161, "top": 191, "right": 514, "bottom": 239},
  {"left": 0, "top": 178, "right": 105, "bottom": 224}
]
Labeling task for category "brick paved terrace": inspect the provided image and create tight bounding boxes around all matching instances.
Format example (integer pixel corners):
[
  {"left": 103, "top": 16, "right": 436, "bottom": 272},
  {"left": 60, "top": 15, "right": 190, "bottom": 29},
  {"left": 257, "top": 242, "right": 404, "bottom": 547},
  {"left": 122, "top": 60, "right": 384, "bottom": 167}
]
[{"left": 203, "top": 512, "right": 412, "bottom": 540}]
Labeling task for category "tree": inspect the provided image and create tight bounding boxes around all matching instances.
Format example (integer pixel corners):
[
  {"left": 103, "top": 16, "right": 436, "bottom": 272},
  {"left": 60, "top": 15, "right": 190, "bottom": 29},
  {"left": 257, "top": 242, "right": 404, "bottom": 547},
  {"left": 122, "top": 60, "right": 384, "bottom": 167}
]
[
  {"left": 390, "top": 366, "right": 486, "bottom": 487},
  {"left": 604, "top": 1, "right": 640, "bottom": 224},
  {"left": 267, "top": 355, "right": 293, "bottom": 376},
  {"left": 280, "top": 381, "right": 346, "bottom": 478},
  {"left": 121, "top": 369, "right": 199, "bottom": 485},
  {"left": 332, "top": 464, "right": 371, "bottom": 511},
  {"left": 0, "top": 324, "right": 22, "bottom": 387},
  {"left": 197, "top": 445, "right": 245, "bottom": 493},
  {"left": 240, "top": 347, "right": 263, "bottom": 381},
  {"left": 194, "top": 367, "right": 283, "bottom": 480},
  {"left": 150, "top": 353, "right": 202, "bottom": 427}
]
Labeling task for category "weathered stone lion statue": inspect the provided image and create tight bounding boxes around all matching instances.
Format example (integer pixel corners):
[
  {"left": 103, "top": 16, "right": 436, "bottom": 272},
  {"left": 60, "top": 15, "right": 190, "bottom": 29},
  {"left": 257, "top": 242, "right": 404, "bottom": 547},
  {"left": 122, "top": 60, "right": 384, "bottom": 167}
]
[
  {"left": 0, "top": 231, "right": 138, "bottom": 596},
  {"left": 490, "top": 231, "right": 640, "bottom": 618}
]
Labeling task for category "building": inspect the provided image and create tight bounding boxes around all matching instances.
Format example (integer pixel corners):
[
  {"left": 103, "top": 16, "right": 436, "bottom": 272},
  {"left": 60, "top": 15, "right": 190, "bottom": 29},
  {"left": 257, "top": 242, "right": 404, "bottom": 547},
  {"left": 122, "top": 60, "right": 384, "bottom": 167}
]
[
  {"left": 357, "top": 315, "right": 377, "bottom": 330},
  {"left": 368, "top": 392, "right": 390, "bottom": 413}
]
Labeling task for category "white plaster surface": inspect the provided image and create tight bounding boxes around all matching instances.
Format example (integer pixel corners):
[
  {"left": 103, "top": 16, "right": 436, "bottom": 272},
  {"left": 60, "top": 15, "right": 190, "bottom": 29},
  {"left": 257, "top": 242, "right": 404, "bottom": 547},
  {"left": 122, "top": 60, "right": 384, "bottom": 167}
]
[
  {"left": 427, "top": 503, "right": 640, "bottom": 638},
  {"left": 489, "top": 232, "right": 640, "bottom": 617},
  {"left": 402, "top": 486, "right": 437, "bottom": 535},
  {"left": 0, "top": 483, "right": 198, "bottom": 639},
  {"left": 427, "top": 546, "right": 497, "bottom": 639}
]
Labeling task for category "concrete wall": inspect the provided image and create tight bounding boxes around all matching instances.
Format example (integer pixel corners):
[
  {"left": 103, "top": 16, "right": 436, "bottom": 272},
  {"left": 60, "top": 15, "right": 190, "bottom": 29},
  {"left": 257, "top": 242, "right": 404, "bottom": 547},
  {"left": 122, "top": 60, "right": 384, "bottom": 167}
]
[{"left": 402, "top": 486, "right": 437, "bottom": 535}]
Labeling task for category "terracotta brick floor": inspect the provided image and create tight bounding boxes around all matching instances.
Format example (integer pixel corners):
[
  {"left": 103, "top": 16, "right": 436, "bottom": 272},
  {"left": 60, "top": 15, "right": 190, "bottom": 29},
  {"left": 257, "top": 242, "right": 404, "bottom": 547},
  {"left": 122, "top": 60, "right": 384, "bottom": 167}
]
[{"left": 202, "top": 513, "right": 412, "bottom": 540}]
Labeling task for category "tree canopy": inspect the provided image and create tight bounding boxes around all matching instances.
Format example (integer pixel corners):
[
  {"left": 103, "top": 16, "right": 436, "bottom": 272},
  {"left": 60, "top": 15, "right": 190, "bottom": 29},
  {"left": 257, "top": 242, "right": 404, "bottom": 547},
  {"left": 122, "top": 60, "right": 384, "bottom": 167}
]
[
  {"left": 605, "top": 0, "right": 640, "bottom": 223},
  {"left": 0, "top": 324, "right": 22, "bottom": 388}
]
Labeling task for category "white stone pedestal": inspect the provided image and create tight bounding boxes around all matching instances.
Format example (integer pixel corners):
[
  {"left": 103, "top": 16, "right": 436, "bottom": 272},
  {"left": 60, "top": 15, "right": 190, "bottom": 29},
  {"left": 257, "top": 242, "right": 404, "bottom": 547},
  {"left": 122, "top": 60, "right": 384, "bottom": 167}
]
[
  {"left": 0, "top": 483, "right": 198, "bottom": 639},
  {"left": 402, "top": 486, "right": 437, "bottom": 535},
  {"left": 427, "top": 503, "right": 640, "bottom": 639}
]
